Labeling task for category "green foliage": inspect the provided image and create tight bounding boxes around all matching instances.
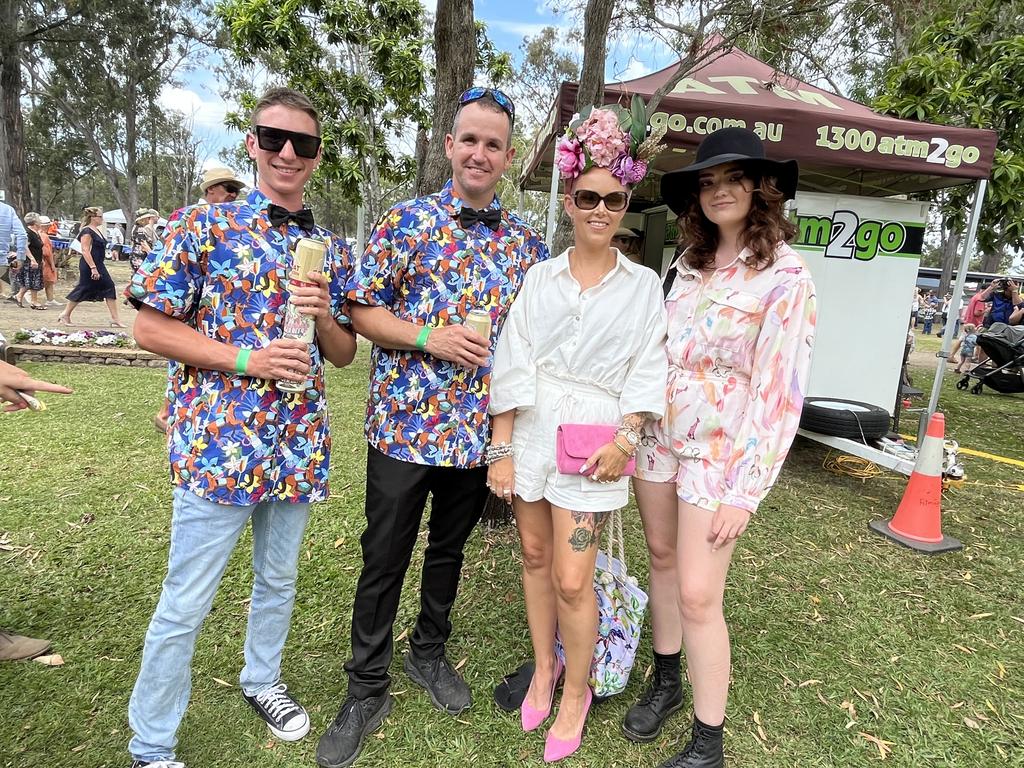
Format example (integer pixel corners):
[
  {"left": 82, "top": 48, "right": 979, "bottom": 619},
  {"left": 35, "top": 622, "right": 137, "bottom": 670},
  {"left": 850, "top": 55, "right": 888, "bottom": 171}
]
[
  {"left": 20, "top": 0, "right": 206, "bottom": 217},
  {"left": 874, "top": 1, "right": 1024, "bottom": 253},
  {"left": 215, "top": 0, "right": 429, "bottom": 206}
]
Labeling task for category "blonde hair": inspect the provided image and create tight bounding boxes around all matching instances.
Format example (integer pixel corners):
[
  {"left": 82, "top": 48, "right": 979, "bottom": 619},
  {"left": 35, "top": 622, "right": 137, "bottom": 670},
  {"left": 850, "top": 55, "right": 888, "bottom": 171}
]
[{"left": 80, "top": 206, "right": 102, "bottom": 225}]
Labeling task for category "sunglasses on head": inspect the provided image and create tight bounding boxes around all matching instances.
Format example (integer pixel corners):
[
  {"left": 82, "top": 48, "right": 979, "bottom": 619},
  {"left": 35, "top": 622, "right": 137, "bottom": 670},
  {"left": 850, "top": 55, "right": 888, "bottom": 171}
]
[
  {"left": 572, "top": 189, "right": 629, "bottom": 212},
  {"left": 459, "top": 87, "right": 516, "bottom": 124},
  {"left": 253, "top": 125, "right": 322, "bottom": 159}
]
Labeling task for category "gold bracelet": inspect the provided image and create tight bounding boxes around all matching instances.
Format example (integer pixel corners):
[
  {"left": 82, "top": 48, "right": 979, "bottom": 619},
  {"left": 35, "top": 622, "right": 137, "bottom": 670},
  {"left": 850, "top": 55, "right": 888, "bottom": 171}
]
[{"left": 612, "top": 437, "right": 633, "bottom": 458}]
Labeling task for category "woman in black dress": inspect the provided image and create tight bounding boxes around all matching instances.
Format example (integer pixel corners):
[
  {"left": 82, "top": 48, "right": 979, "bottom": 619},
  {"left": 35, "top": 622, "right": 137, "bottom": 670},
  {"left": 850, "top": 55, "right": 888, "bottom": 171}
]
[
  {"left": 14, "top": 212, "right": 45, "bottom": 310},
  {"left": 58, "top": 206, "right": 125, "bottom": 327}
]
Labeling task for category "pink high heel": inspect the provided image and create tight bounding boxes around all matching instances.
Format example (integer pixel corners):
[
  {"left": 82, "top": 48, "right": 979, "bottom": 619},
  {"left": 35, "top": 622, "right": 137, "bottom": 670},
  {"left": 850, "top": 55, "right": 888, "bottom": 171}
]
[
  {"left": 543, "top": 686, "right": 592, "bottom": 763},
  {"left": 521, "top": 658, "right": 563, "bottom": 732}
]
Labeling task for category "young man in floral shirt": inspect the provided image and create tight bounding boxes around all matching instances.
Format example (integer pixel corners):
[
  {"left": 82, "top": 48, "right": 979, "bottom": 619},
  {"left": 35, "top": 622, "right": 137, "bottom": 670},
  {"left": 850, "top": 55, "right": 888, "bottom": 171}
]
[
  {"left": 315, "top": 89, "right": 548, "bottom": 768},
  {"left": 125, "top": 87, "right": 356, "bottom": 768}
]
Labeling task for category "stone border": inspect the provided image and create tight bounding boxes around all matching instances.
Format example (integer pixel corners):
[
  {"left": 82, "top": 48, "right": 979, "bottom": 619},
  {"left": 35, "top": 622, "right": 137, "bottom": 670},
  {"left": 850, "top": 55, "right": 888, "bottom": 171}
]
[{"left": 4, "top": 343, "right": 166, "bottom": 368}]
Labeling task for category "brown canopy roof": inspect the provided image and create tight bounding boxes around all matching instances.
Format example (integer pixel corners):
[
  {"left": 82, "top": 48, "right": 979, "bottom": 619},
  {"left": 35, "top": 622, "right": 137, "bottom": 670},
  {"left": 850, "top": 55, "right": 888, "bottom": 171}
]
[{"left": 520, "top": 43, "right": 998, "bottom": 201}]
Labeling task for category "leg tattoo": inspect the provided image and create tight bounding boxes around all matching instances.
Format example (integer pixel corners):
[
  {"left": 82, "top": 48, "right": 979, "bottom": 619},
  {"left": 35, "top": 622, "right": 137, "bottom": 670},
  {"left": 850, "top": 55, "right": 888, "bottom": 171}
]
[{"left": 568, "top": 510, "right": 611, "bottom": 552}]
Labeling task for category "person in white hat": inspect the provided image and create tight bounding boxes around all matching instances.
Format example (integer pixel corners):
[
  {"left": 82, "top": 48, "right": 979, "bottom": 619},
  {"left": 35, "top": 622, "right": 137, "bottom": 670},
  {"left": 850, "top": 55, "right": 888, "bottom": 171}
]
[{"left": 200, "top": 166, "right": 247, "bottom": 204}]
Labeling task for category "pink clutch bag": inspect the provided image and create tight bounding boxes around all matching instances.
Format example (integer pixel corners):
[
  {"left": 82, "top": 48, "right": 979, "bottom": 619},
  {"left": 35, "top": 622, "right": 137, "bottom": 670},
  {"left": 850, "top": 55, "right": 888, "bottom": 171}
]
[{"left": 555, "top": 423, "right": 636, "bottom": 476}]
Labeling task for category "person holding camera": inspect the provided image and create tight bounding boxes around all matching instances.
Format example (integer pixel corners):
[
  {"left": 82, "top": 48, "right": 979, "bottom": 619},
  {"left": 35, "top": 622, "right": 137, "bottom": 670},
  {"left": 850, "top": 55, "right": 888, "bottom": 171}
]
[{"left": 975, "top": 277, "right": 1020, "bottom": 328}]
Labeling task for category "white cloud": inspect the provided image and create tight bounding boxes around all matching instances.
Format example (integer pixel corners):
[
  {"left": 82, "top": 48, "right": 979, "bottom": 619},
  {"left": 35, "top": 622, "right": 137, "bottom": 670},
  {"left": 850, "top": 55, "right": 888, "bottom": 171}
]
[
  {"left": 158, "top": 85, "right": 242, "bottom": 134},
  {"left": 611, "top": 56, "right": 652, "bottom": 83},
  {"left": 488, "top": 19, "right": 557, "bottom": 39}
]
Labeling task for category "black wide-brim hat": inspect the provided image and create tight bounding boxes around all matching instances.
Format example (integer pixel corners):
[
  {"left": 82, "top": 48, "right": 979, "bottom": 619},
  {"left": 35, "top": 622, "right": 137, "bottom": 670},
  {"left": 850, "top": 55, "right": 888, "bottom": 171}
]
[{"left": 661, "top": 127, "right": 799, "bottom": 216}]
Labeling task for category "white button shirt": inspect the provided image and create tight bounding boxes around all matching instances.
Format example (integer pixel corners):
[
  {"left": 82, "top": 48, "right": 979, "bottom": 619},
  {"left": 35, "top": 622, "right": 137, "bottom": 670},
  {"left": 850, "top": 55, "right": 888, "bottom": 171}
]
[{"left": 489, "top": 248, "right": 668, "bottom": 511}]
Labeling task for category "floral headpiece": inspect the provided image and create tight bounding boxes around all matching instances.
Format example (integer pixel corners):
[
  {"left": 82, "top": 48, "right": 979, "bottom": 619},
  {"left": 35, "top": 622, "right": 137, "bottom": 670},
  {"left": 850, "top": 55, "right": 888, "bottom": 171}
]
[{"left": 555, "top": 95, "right": 667, "bottom": 187}]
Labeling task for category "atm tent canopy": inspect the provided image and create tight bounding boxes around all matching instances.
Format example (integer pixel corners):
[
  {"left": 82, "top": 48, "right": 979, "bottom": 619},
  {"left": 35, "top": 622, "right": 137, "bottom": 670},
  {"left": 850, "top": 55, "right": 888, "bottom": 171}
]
[{"left": 519, "top": 42, "right": 998, "bottom": 202}]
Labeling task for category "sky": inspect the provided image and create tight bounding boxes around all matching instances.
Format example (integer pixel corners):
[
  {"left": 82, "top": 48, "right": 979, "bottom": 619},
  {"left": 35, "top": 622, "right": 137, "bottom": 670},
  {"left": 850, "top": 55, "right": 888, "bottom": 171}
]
[{"left": 162, "top": 0, "right": 678, "bottom": 170}]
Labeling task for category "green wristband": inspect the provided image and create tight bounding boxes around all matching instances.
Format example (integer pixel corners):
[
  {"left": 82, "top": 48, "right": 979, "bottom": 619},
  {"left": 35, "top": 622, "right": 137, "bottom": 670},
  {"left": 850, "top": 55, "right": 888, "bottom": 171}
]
[
  {"left": 415, "top": 326, "right": 432, "bottom": 351},
  {"left": 235, "top": 348, "right": 251, "bottom": 375}
]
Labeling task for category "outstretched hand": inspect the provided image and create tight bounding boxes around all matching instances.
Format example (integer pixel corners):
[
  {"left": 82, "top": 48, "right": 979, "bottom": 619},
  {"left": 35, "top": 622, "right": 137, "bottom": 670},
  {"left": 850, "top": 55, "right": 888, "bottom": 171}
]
[{"left": 0, "top": 360, "right": 73, "bottom": 412}]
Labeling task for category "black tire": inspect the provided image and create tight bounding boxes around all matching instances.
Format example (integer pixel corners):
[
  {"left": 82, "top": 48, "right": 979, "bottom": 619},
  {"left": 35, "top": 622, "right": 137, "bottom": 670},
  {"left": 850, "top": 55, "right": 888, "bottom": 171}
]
[
  {"left": 971, "top": 383, "right": 983, "bottom": 395},
  {"left": 956, "top": 378, "right": 969, "bottom": 391},
  {"left": 799, "top": 397, "right": 891, "bottom": 441}
]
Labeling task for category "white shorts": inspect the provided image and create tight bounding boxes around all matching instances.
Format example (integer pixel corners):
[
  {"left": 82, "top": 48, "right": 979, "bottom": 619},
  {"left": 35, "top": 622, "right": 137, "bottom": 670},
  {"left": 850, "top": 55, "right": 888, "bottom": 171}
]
[{"left": 511, "top": 372, "right": 628, "bottom": 512}]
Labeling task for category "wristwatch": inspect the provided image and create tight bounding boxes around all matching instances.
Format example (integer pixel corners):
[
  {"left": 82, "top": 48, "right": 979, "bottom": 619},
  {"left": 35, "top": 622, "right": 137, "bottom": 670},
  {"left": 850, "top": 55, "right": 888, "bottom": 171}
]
[{"left": 618, "top": 429, "right": 640, "bottom": 448}]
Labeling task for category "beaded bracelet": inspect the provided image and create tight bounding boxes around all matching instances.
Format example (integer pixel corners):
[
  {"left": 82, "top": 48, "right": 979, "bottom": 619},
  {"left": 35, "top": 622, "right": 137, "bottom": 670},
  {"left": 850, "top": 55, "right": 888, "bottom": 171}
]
[{"left": 485, "top": 442, "right": 514, "bottom": 464}]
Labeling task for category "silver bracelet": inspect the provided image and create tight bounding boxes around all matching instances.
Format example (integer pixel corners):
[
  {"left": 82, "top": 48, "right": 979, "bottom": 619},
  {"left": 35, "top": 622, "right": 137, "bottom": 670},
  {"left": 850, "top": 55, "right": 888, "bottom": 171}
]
[{"left": 485, "top": 442, "right": 514, "bottom": 464}]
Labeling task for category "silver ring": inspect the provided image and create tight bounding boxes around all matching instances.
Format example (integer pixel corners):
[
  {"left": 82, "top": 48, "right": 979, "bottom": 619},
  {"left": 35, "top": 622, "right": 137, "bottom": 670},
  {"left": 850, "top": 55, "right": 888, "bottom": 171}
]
[{"left": 503, "top": 490, "right": 512, "bottom": 497}]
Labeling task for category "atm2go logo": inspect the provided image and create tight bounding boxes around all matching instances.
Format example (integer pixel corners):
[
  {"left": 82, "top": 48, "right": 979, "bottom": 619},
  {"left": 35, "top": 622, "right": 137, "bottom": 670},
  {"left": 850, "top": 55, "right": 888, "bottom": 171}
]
[{"left": 795, "top": 210, "right": 924, "bottom": 261}]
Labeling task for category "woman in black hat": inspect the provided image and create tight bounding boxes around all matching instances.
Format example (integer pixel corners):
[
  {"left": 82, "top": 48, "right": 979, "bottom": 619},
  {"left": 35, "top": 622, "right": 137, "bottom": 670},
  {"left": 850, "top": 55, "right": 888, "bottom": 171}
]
[{"left": 625, "top": 128, "right": 816, "bottom": 767}]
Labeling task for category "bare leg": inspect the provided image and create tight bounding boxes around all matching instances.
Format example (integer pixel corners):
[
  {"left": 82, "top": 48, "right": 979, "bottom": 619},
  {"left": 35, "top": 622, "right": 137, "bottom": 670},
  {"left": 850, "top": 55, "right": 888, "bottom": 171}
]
[
  {"left": 60, "top": 300, "right": 79, "bottom": 323},
  {"left": 547, "top": 504, "right": 608, "bottom": 741},
  {"left": 633, "top": 478, "right": 682, "bottom": 654},
  {"left": 677, "top": 500, "right": 736, "bottom": 726},
  {"left": 106, "top": 298, "right": 124, "bottom": 325},
  {"left": 515, "top": 497, "right": 558, "bottom": 712}
]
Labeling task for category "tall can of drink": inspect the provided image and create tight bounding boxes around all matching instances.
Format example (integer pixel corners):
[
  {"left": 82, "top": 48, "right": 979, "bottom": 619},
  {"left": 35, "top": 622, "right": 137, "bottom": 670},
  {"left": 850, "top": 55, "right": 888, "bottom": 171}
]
[
  {"left": 465, "top": 307, "right": 491, "bottom": 342},
  {"left": 277, "top": 237, "right": 326, "bottom": 393}
]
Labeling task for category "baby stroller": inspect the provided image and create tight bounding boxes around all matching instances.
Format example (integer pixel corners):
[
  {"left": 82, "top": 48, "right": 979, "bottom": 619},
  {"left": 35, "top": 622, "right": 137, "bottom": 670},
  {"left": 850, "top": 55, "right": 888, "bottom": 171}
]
[{"left": 956, "top": 322, "right": 1024, "bottom": 395}]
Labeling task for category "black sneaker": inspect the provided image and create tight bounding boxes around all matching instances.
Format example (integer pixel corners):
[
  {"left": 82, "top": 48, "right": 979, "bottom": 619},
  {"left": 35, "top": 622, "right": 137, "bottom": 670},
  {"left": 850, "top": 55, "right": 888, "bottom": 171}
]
[
  {"left": 242, "top": 682, "right": 310, "bottom": 741},
  {"left": 129, "top": 761, "right": 186, "bottom": 767},
  {"left": 316, "top": 693, "right": 394, "bottom": 768},
  {"left": 403, "top": 650, "right": 472, "bottom": 714}
]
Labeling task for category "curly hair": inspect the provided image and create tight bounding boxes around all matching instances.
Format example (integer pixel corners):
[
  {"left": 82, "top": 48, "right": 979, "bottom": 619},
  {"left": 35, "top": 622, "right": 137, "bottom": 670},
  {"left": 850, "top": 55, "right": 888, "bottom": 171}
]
[{"left": 677, "top": 171, "right": 796, "bottom": 271}]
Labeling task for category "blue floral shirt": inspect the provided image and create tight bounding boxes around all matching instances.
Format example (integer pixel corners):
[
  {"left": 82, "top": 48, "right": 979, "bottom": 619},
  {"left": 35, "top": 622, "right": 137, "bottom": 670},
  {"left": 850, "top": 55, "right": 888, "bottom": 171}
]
[
  {"left": 127, "top": 189, "right": 351, "bottom": 505},
  {"left": 347, "top": 180, "right": 549, "bottom": 467}
]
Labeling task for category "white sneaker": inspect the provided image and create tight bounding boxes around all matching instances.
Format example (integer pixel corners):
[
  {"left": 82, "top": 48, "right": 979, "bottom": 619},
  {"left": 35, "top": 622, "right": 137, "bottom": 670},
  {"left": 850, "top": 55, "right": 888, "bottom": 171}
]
[
  {"left": 129, "top": 761, "right": 186, "bottom": 768},
  {"left": 242, "top": 681, "right": 310, "bottom": 741},
  {"left": 46, "top": 300, "right": 63, "bottom": 307}
]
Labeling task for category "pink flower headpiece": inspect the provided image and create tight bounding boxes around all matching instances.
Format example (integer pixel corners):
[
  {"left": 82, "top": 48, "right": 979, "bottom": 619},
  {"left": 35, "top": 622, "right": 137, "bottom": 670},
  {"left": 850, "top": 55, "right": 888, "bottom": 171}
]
[{"left": 555, "top": 95, "right": 667, "bottom": 187}]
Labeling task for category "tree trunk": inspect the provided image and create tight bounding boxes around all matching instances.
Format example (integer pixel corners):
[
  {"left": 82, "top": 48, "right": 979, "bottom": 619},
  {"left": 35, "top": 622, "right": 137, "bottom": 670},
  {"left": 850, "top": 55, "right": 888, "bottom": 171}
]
[
  {"left": 938, "top": 229, "right": 961, "bottom": 296},
  {"left": 413, "top": 124, "right": 429, "bottom": 194},
  {"left": 418, "top": 0, "right": 475, "bottom": 196},
  {"left": 979, "top": 249, "right": 1004, "bottom": 273},
  {"left": 0, "top": 0, "right": 31, "bottom": 213},
  {"left": 551, "top": 0, "right": 613, "bottom": 257}
]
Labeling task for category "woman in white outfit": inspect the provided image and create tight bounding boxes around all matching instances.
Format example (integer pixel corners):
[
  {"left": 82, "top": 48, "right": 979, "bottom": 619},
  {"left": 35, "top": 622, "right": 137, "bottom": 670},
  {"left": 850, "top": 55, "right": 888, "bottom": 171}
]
[{"left": 488, "top": 102, "right": 667, "bottom": 763}]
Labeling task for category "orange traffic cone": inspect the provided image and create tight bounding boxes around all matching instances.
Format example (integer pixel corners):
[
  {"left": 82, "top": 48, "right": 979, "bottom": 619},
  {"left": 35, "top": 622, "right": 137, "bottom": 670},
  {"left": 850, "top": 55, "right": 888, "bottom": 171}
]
[{"left": 869, "top": 412, "right": 962, "bottom": 554}]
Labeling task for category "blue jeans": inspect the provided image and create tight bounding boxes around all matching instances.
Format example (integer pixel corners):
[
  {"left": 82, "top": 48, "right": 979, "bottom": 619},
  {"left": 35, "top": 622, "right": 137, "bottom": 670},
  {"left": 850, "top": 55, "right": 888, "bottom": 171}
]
[{"left": 128, "top": 487, "right": 310, "bottom": 762}]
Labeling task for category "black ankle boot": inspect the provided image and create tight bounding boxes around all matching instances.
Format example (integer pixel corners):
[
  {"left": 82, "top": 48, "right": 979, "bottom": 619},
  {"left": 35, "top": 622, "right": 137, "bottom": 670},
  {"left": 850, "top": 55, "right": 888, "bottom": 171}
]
[
  {"left": 622, "top": 651, "right": 684, "bottom": 742},
  {"left": 658, "top": 716, "right": 725, "bottom": 768}
]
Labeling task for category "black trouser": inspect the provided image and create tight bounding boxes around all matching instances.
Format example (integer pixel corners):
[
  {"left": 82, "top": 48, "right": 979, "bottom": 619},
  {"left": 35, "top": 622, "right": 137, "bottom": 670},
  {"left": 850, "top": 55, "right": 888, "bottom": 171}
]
[{"left": 344, "top": 445, "right": 489, "bottom": 698}]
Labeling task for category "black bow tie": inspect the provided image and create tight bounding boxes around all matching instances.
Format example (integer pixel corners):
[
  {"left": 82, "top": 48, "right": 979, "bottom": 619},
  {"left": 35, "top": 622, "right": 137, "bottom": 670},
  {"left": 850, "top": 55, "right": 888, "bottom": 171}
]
[
  {"left": 459, "top": 206, "right": 501, "bottom": 232},
  {"left": 267, "top": 204, "right": 315, "bottom": 231}
]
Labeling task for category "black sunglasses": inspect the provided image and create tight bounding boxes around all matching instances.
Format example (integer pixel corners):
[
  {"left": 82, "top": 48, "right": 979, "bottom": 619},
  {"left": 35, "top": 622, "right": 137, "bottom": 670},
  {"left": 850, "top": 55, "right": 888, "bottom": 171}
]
[
  {"left": 572, "top": 189, "right": 629, "bottom": 212},
  {"left": 253, "top": 125, "right": 322, "bottom": 159},
  {"left": 459, "top": 87, "right": 516, "bottom": 124}
]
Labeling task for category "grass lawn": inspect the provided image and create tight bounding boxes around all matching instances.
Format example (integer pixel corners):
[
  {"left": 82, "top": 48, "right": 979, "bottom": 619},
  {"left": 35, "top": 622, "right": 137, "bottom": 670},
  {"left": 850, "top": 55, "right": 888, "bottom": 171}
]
[{"left": 1, "top": 351, "right": 1022, "bottom": 767}]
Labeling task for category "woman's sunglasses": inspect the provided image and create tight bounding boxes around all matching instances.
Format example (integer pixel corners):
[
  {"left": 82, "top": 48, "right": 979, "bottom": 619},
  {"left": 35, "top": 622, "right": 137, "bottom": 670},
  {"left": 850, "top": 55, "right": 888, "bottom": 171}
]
[
  {"left": 459, "top": 87, "right": 516, "bottom": 125},
  {"left": 572, "top": 189, "right": 629, "bottom": 212},
  {"left": 253, "top": 125, "right": 322, "bottom": 159}
]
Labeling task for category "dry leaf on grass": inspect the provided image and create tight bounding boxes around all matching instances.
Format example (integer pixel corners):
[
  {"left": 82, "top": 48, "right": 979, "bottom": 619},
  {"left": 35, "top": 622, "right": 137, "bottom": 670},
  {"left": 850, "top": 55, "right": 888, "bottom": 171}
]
[
  {"left": 212, "top": 677, "right": 233, "bottom": 687},
  {"left": 33, "top": 654, "right": 64, "bottom": 666},
  {"left": 963, "top": 717, "right": 981, "bottom": 730},
  {"left": 858, "top": 731, "right": 894, "bottom": 759}
]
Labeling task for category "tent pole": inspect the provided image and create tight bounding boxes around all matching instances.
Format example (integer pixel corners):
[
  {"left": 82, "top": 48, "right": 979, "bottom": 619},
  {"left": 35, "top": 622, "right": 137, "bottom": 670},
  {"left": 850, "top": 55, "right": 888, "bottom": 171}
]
[
  {"left": 545, "top": 156, "right": 560, "bottom": 242},
  {"left": 920, "top": 178, "right": 987, "bottom": 442}
]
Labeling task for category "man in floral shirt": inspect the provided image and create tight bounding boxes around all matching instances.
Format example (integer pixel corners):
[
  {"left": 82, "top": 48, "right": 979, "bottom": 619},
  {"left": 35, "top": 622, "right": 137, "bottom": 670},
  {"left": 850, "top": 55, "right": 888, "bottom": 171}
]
[
  {"left": 315, "top": 89, "right": 548, "bottom": 768},
  {"left": 125, "top": 87, "right": 356, "bottom": 768}
]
